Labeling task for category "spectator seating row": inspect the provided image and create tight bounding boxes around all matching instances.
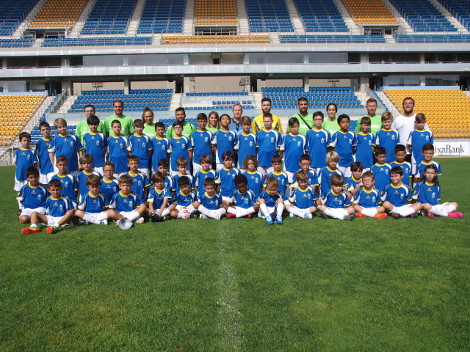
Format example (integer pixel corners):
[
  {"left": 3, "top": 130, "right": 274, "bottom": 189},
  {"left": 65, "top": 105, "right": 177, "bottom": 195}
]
[
  {"left": 394, "top": 34, "right": 470, "bottom": 43},
  {"left": 82, "top": 0, "right": 137, "bottom": 35},
  {"left": 279, "top": 35, "right": 385, "bottom": 43},
  {"left": 293, "top": 0, "right": 348, "bottom": 32},
  {"left": 213, "top": 100, "right": 252, "bottom": 105},
  {"left": 245, "top": 0, "right": 294, "bottom": 32},
  {"left": 0, "top": 0, "right": 37, "bottom": 35},
  {"left": 161, "top": 34, "right": 270, "bottom": 45},
  {"left": 138, "top": 0, "right": 185, "bottom": 34},
  {"left": 342, "top": 0, "right": 397, "bottom": 25},
  {"left": 439, "top": 0, "right": 470, "bottom": 31},
  {"left": 186, "top": 92, "right": 249, "bottom": 96},
  {"left": 0, "top": 39, "right": 35, "bottom": 48},
  {"left": 42, "top": 37, "right": 152, "bottom": 47},
  {"left": 29, "top": 0, "right": 87, "bottom": 28},
  {"left": 194, "top": 0, "right": 238, "bottom": 26}
]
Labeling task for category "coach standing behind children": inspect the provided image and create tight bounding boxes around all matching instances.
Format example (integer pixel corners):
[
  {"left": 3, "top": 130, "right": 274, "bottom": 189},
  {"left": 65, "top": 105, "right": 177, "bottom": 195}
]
[
  {"left": 252, "top": 97, "right": 283, "bottom": 134},
  {"left": 104, "top": 100, "right": 134, "bottom": 136},
  {"left": 166, "top": 107, "right": 196, "bottom": 139},
  {"left": 288, "top": 97, "right": 314, "bottom": 135}
]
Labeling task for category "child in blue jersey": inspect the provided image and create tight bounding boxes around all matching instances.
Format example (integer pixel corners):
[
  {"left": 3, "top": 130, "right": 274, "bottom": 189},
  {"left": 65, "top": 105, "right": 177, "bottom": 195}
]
[
  {"left": 15, "top": 132, "right": 38, "bottom": 194},
  {"left": 169, "top": 120, "right": 193, "bottom": 176},
  {"left": 286, "top": 170, "right": 317, "bottom": 219},
  {"left": 242, "top": 155, "right": 263, "bottom": 198},
  {"left": 100, "top": 161, "right": 119, "bottom": 205},
  {"left": 48, "top": 118, "right": 82, "bottom": 175},
  {"left": 107, "top": 174, "right": 147, "bottom": 228},
  {"left": 407, "top": 113, "right": 433, "bottom": 176},
  {"left": 193, "top": 178, "right": 226, "bottom": 220},
  {"left": 353, "top": 116, "right": 375, "bottom": 171},
  {"left": 150, "top": 122, "right": 169, "bottom": 176},
  {"left": 412, "top": 165, "right": 461, "bottom": 218},
  {"left": 107, "top": 119, "right": 130, "bottom": 176},
  {"left": 215, "top": 151, "right": 241, "bottom": 207},
  {"left": 319, "top": 151, "right": 343, "bottom": 197},
  {"left": 226, "top": 174, "right": 260, "bottom": 219},
  {"left": 328, "top": 114, "right": 355, "bottom": 177},
  {"left": 235, "top": 116, "right": 257, "bottom": 170},
  {"left": 352, "top": 171, "right": 387, "bottom": 218},
  {"left": 265, "top": 154, "right": 290, "bottom": 200},
  {"left": 390, "top": 144, "right": 412, "bottom": 187},
  {"left": 191, "top": 113, "right": 213, "bottom": 175},
  {"left": 82, "top": 115, "right": 106, "bottom": 176},
  {"left": 51, "top": 156, "right": 78, "bottom": 207},
  {"left": 306, "top": 111, "right": 330, "bottom": 174},
  {"left": 77, "top": 154, "right": 100, "bottom": 203},
  {"left": 147, "top": 171, "right": 172, "bottom": 222},
  {"left": 17, "top": 167, "right": 48, "bottom": 225},
  {"left": 345, "top": 161, "right": 363, "bottom": 198},
  {"left": 75, "top": 174, "right": 111, "bottom": 225},
  {"left": 382, "top": 166, "right": 422, "bottom": 219},
  {"left": 257, "top": 113, "right": 283, "bottom": 175},
  {"left": 157, "top": 159, "right": 174, "bottom": 193},
  {"left": 194, "top": 155, "right": 217, "bottom": 198},
  {"left": 172, "top": 157, "right": 195, "bottom": 195},
  {"left": 128, "top": 119, "right": 152, "bottom": 177},
  {"left": 168, "top": 176, "right": 198, "bottom": 219},
  {"left": 318, "top": 174, "right": 355, "bottom": 221},
  {"left": 370, "top": 147, "right": 391, "bottom": 193},
  {"left": 127, "top": 155, "right": 151, "bottom": 204},
  {"left": 291, "top": 154, "right": 320, "bottom": 194},
  {"left": 375, "top": 112, "right": 398, "bottom": 163},
  {"left": 417, "top": 143, "right": 442, "bottom": 179},
  {"left": 36, "top": 121, "right": 54, "bottom": 183},
  {"left": 22, "top": 179, "right": 75, "bottom": 234},
  {"left": 282, "top": 117, "right": 307, "bottom": 183},
  {"left": 258, "top": 176, "right": 285, "bottom": 225},
  {"left": 212, "top": 114, "right": 237, "bottom": 171}
]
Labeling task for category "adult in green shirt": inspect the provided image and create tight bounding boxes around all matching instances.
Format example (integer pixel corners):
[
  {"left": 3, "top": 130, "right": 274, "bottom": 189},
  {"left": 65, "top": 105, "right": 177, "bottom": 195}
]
[
  {"left": 75, "top": 104, "right": 105, "bottom": 143},
  {"left": 288, "top": 97, "right": 314, "bottom": 135},
  {"left": 322, "top": 103, "right": 340, "bottom": 133},
  {"left": 142, "top": 107, "right": 156, "bottom": 140},
  {"left": 166, "top": 107, "right": 196, "bottom": 139},
  {"left": 355, "top": 98, "right": 382, "bottom": 135},
  {"left": 104, "top": 100, "right": 134, "bottom": 136}
]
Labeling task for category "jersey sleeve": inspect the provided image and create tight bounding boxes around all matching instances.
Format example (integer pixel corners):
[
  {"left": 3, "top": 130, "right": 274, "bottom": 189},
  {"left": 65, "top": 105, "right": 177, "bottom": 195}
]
[{"left": 328, "top": 132, "right": 337, "bottom": 148}]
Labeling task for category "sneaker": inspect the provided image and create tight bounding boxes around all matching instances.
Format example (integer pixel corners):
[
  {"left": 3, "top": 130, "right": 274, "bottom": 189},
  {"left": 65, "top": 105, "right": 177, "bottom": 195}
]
[
  {"left": 374, "top": 213, "right": 388, "bottom": 219},
  {"left": 189, "top": 213, "right": 198, "bottom": 219},
  {"left": 266, "top": 216, "right": 274, "bottom": 225},
  {"left": 428, "top": 212, "right": 435, "bottom": 218},
  {"left": 199, "top": 214, "right": 207, "bottom": 219},
  {"left": 392, "top": 213, "right": 402, "bottom": 219},
  {"left": 247, "top": 213, "right": 253, "bottom": 219},
  {"left": 321, "top": 212, "right": 329, "bottom": 219},
  {"left": 22, "top": 227, "right": 41, "bottom": 235},
  {"left": 303, "top": 213, "right": 310, "bottom": 219},
  {"left": 214, "top": 214, "right": 222, "bottom": 220},
  {"left": 46, "top": 226, "right": 56, "bottom": 234},
  {"left": 98, "top": 219, "right": 108, "bottom": 225},
  {"left": 343, "top": 214, "right": 355, "bottom": 221},
  {"left": 356, "top": 213, "right": 367, "bottom": 218},
  {"left": 226, "top": 213, "right": 236, "bottom": 219},
  {"left": 151, "top": 214, "right": 161, "bottom": 222},
  {"left": 448, "top": 212, "right": 463, "bottom": 218},
  {"left": 135, "top": 217, "right": 145, "bottom": 224},
  {"left": 289, "top": 213, "right": 295, "bottom": 218},
  {"left": 275, "top": 216, "right": 283, "bottom": 224}
]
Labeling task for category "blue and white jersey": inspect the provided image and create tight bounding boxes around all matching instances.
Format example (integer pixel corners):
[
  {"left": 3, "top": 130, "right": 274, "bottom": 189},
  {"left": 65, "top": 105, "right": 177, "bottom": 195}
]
[
  {"left": 78, "top": 192, "right": 107, "bottom": 213},
  {"left": 168, "top": 136, "right": 192, "bottom": 171},
  {"left": 265, "top": 171, "right": 290, "bottom": 199},
  {"left": 353, "top": 132, "right": 375, "bottom": 169},
  {"left": 407, "top": 129, "right": 434, "bottom": 165},
  {"left": 51, "top": 173, "right": 78, "bottom": 204},
  {"left": 230, "top": 190, "right": 257, "bottom": 209},
  {"left": 329, "top": 130, "right": 355, "bottom": 168},
  {"left": 291, "top": 169, "right": 319, "bottom": 190},
  {"left": 129, "top": 134, "right": 151, "bottom": 169},
  {"left": 352, "top": 188, "right": 382, "bottom": 208},
  {"left": 375, "top": 128, "right": 399, "bottom": 162},
  {"left": 382, "top": 183, "right": 412, "bottom": 207},
  {"left": 150, "top": 137, "right": 169, "bottom": 172},
  {"left": 128, "top": 171, "right": 150, "bottom": 203},
  {"left": 147, "top": 187, "right": 172, "bottom": 209},
  {"left": 77, "top": 170, "right": 101, "bottom": 200},
  {"left": 257, "top": 129, "right": 283, "bottom": 167},
  {"left": 289, "top": 186, "right": 317, "bottom": 209},
  {"left": 49, "top": 133, "right": 82, "bottom": 172},
  {"left": 191, "top": 130, "right": 213, "bottom": 165},
  {"left": 212, "top": 130, "right": 237, "bottom": 164},
  {"left": 172, "top": 173, "right": 195, "bottom": 195},
  {"left": 108, "top": 191, "right": 143, "bottom": 212},
  {"left": 15, "top": 148, "right": 37, "bottom": 181},
  {"left": 198, "top": 192, "right": 223, "bottom": 210},
  {"left": 100, "top": 178, "right": 119, "bottom": 204},
  {"left": 370, "top": 163, "right": 392, "bottom": 193},
  {"left": 216, "top": 167, "right": 241, "bottom": 197},
  {"left": 17, "top": 183, "right": 48, "bottom": 209},
  {"left": 194, "top": 169, "right": 217, "bottom": 197},
  {"left": 281, "top": 133, "right": 307, "bottom": 172},
  {"left": 174, "top": 190, "right": 197, "bottom": 207},
  {"left": 243, "top": 170, "right": 263, "bottom": 198},
  {"left": 345, "top": 176, "right": 362, "bottom": 193},
  {"left": 319, "top": 167, "right": 343, "bottom": 197},
  {"left": 306, "top": 128, "right": 330, "bottom": 168},
  {"left": 258, "top": 190, "right": 282, "bottom": 207},
  {"left": 35, "top": 137, "right": 54, "bottom": 175},
  {"left": 417, "top": 160, "right": 442, "bottom": 178},
  {"left": 164, "top": 175, "right": 174, "bottom": 193},
  {"left": 412, "top": 181, "right": 440, "bottom": 205},
  {"left": 107, "top": 135, "right": 130, "bottom": 173},
  {"left": 321, "top": 190, "right": 350, "bottom": 209},
  {"left": 46, "top": 195, "right": 74, "bottom": 217},
  {"left": 235, "top": 132, "right": 257, "bottom": 169},
  {"left": 83, "top": 132, "right": 107, "bottom": 168},
  {"left": 390, "top": 161, "right": 412, "bottom": 188}
]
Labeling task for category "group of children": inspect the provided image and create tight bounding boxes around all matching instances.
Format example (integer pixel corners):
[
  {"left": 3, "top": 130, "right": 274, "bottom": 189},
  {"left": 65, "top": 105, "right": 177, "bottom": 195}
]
[{"left": 15, "top": 107, "right": 462, "bottom": 234}]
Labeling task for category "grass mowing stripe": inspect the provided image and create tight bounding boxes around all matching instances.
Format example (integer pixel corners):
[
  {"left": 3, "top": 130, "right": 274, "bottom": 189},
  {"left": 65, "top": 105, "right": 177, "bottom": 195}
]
[{"left": 216, "top": 220, "right": 243, "bottom": 351}]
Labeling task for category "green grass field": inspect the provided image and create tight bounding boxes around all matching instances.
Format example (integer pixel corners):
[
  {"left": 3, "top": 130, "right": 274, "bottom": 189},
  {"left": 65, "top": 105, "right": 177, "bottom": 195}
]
[{"left": 1, "top": 158, "right": 469, "bottom": 351}]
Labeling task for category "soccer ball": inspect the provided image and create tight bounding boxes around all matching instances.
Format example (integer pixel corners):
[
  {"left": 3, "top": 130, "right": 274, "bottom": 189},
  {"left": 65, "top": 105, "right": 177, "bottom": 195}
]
[{"left": 180, "top": 207, "right": 191, "bottom": 219}]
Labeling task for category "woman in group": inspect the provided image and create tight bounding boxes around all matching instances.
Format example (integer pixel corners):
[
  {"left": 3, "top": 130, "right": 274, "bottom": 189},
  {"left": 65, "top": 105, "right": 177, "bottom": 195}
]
[
  {"left": 142, "top": 107, "right": 156, "bottom": 139},
  {"left": 207, "top": 111, "right": 220, "bottom": 133},
  {"left": 322, "top": 103, "right": 340, "bottom": 133}
]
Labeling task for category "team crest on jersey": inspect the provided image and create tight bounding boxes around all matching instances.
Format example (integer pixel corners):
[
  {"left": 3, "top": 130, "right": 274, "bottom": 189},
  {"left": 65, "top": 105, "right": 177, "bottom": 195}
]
[
  {"left": 297, "top": 141, "right": 302, "bottom": 147},
  {"left": 270, "top": 137, "right": 275, "bottom": 143},
  {"left": 204, "top": 137, "right": 209, "bottom": 142},
  {"left": 95, "top": 140, "right": 100, "bottom": 146},
  {"left": 249, "top": 141, "right": 254, "bottom": 147},
  {"left": 228, "top": 136, "right": 233, "bottom": 141}
]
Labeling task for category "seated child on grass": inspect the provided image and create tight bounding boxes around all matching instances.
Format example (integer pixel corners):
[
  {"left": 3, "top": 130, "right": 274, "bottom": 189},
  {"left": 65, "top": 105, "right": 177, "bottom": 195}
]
[
  {"left": 75, "top": 174, "right": 111, "bottom": 225},
  {"left": 17, "top": 167, "right": 48, "bottom": 224},
  {"left": 286, "top": 170, "right": 317, "bottom": 219},
  {"left": 193, "top": 178, "right": 226, "bottom": 220},
  {"left": 351, "top": 171, "right": 387, "bottom": 218},
  {"left": 226, "top": 174, "right": 260, "bottom": 219},
  {"left": 168, "top": 176, "right": 198, "bottom": 219},
  {"left": 147, "top": 171, "right": 172, "bottom": 222},
  {"left": 318, "top": 174, "right": 355, "bottom": 221},
  {"left": 258, "top": 176, "right": 284, "bottom": 225}
]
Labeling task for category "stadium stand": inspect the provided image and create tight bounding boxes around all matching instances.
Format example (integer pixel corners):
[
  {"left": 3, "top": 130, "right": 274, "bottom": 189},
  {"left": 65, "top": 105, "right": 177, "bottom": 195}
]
[
  {"left": 182, "top": 92, "right": 255, "bottom": 111},
  {"left": 388, "top": 0, "right": 457, "bottom": 32},
  {"left": 292, "top": 0, "right": 348, "bottom": 32},
  {"left": 245, "top": 0, "right": 294, "bottom": 32},
  {"left": 68, "top": 89, "right": 173, "bottom": 113},
  {"left": 137, "top": 0, "right": 186, "bottom": 34},
  {"left": 0, "top": 39, "right": 35, "bottom": 48},
  {"left": 437, "top": 0, "right": 470, "bottom": 31},
  {"left": 384, "top": 89, "right": 470, "bottom": 138},
  {"left": 341, "top": 0, "right": 397, "bottom": 25},
  {"left": 161, "top": 34, "right": 270, "bottom": 44},
  {"left": 81, "top": 0, "right": 138, "bottom": 35},
  {"left": 279, "top": 35, "right": 385, "bottom": 43},
  {"left": 42, "top": 37, "right": 152, "bottom": 47},
  {"left": 29, "top": 0, "right": 88, "bottom": 29},
  {"left": 194, "top": 0, "right": 238, "bottom": 26},
  {"left": 394, "top": 34, "right": 470, "bottom": 43},
  {"left": 0, "top": 95, "right": 47, "bottom": 146},
  {"left": 0, "top": 0, "right": 37, "bottom": 35}
]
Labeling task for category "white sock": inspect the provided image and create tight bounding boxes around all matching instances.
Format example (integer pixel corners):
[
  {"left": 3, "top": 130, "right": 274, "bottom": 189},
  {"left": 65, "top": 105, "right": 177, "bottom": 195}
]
[
  {"left": 160, "top": 208, "right": 170, "bottom": 217},
  {"left": 83, "top": 213, "right": 97, "bottom": 223},
  {"left": 260, "top": 204, "right": 270, "bottom": 217},
  {"left": 127, "top": 210, "right": 140, "bottom": 222},
  {"left": 362, "top": 208, "right": 377, "bottom": 217},
  {"left": 237, "top": 206, "right": 255, "bottom": 217},
  {"left": 276, "top": 203, "right": 284, "bottom": 218},
  {"left": 430, "top": 206, "right": 448, "bottom": 217},
  {"left": 30, "top": 223, "right": 38, "bottom": 228},
  {"left": 288, "top": 206, "right": 304, "bottom": 217},
  {"left": 95, "top": 212, "right": 108, "bottom": 222},
  {"left": 187, "top": 205, "right": 197, "bottom": 214}
]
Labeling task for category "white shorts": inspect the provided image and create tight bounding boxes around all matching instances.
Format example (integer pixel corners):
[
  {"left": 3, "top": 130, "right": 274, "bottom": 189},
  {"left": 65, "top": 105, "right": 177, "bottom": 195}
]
[
  {"left": 46, "top": 215, "right": 69, "bottom": 227},
  {"left": 20, "top": 207, "right": 46, "bottom": 217},
  {"left": 338, "top": 166, "right": 351, "bottom": 178},
  {"left": 138, "top": 168, "right": 149, "bottom": 177},
  {"left": 432, "top": 202, "right": 455, "bottom": 212},
  {"left": 390, "top": 204, "right": 413, "bottom": 216},
  {"left": 39, "top": 172, "right": 55, "bottom": 185},
  {"left": 14, "top": 179, "right": 27, "bottom": 192}
]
